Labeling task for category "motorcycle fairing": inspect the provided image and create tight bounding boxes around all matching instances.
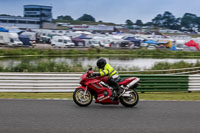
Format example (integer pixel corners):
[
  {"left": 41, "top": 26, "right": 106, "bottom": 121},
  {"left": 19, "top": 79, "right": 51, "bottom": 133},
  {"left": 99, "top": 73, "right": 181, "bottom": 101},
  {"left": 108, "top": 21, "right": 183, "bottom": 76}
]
[{"left": 119, "top": 77, "right": 137, "bottom": 86}]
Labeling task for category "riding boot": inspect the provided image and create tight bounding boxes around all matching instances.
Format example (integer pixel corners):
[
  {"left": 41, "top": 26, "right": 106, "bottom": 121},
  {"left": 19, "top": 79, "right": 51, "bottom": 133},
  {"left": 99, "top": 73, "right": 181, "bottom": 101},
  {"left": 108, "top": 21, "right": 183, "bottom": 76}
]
[
  {"left": 113, "top": 87, "right": 120, "bottom": 96},
  {"left": 111, "top": 90, "right": 118, "bottom": 101},
  {"left": 111, "top": 83, "right": 120, "bottom": 96}
]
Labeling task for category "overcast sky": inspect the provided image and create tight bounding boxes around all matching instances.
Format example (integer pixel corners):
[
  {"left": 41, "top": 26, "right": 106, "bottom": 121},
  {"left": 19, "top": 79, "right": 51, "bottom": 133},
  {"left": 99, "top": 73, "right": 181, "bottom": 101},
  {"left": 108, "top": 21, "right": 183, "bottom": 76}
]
[{"left": 0, "top": 0, "right": 200, "bottom": 24}]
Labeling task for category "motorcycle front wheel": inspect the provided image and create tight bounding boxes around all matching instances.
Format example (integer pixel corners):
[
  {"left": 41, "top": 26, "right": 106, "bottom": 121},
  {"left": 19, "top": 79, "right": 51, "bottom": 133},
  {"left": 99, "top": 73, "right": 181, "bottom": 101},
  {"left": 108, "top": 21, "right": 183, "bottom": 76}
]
[
  {"left": 120, "top": 89, "right": 139, "bottom": 107},
  {"left": 73, "top": 88, "right": 93, "bottom": 107}
]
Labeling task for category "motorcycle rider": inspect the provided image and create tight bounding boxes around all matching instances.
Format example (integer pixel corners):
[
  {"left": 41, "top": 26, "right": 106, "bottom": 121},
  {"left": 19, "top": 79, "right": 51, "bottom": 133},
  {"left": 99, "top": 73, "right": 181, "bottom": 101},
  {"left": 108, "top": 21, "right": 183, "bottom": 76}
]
[{"left": 93, "top": 58, "right": 121, "bottom": 96}]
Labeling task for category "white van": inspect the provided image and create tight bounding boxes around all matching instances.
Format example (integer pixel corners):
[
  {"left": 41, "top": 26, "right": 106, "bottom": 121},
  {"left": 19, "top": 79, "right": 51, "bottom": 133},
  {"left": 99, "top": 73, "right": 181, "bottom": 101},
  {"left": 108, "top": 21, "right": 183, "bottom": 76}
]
[
  {"left": 21, "top": 32, "right": 37, "bottom": 44},
  {"left": 88, "top": 39, "right": 101, "bottom": 47},
  {"left": 0, "top": 32, "right": 23, "bottom": 46},
  {"left": 51, "top": 36, "right": 74, "bottom": 48},
  {"left": 175, "top": 40, "right": 187, "bottom": 50},
  {"left": 93, "top": 36, "right": 112, "bottom": 47}
]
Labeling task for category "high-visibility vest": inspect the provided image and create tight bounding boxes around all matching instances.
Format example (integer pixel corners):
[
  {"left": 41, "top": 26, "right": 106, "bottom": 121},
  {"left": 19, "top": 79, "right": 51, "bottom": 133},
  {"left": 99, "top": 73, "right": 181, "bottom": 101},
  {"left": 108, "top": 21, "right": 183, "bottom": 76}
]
[{"left": 100, "top": 63, "right": 118, "bottom": 77}]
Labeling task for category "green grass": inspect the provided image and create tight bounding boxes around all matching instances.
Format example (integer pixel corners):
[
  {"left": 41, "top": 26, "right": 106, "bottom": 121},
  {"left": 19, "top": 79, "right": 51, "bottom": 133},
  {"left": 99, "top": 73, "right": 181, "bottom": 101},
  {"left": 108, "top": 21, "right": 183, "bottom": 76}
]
[
  {"left": 0, "top": 60, "right": 199, "bottom": 73},
  {"left": 2, "top": 48, "right": 200, "bottom": 58},
  {"left": 0, "top": 93, "right": 73, "bottom": 99},
  {"left": 139, "top": 92, "right": 200, "bottom": 101},
  {"left": 151, "top": 60, "right": 200, "bottom": 70},
  {"left": 0, "top": 92, "right": 200, "bottom": 101},
  {"left": 0, "top": 61, "right": 92, "bottom": 72}
]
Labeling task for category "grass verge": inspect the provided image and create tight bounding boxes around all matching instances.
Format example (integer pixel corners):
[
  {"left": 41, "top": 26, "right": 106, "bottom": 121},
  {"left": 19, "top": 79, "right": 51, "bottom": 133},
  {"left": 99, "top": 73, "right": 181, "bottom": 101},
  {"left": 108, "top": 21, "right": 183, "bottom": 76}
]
[
  {"left": 0, "top": 60, "right": 200, "bottom": 73},
  {"left": 139, "top": 92, "right": 200, "bottom": 101},
  {"left": 0, "top": 93, "right": 73, "bottom": 99},
  {"left": 0, "top": 92, "right": 200, "bottom": 101},
  {"left": 2, "top": 48, "right": 200, "bottom": 58}
]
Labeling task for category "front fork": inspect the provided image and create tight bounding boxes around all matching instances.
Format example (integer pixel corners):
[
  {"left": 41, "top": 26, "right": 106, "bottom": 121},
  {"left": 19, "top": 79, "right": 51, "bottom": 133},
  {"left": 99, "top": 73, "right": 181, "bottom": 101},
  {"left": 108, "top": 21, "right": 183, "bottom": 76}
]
[
  {"left": 76, "top": 86, "right": 88, "bottom": 97},
  {"left": 83, "top": 86, "right": 88, "bottom": 98}
]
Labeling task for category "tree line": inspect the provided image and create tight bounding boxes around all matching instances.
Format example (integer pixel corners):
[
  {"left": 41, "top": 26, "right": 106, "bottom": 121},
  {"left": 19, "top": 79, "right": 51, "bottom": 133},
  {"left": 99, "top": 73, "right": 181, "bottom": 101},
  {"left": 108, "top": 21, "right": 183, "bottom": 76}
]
[
  {"left": 57, "top": 14, "right": 96, "bottom": 22},
  {"left": 56, "top": 11, "right": 200, "bottom": 32},
  {"left": 126, "top": 11, "right": 200, "bottom": 32},
  {"left": 152, "top": 11, "right": 200, "bottom": 32}
]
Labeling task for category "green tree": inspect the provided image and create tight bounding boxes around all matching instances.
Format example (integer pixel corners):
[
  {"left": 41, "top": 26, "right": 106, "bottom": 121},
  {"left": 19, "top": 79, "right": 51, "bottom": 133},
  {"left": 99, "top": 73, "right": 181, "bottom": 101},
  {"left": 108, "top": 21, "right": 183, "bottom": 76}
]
[
  {"left": 181, "top": 13, "right": 198, "bottom": 31},
  {"left": 152, "top": 11, "right": 180, "bottom": 30},
  {"left": 195, "top": 17, "right": 200, "bottom": 31},
  {"left": 144, "top": 22, "right": 153, "bottom": 26},
  {"left": 172, "top": 18, "right": 182, "bottom": 30},
  {"left": 125, "top": 19, "right": 134, "bottom": 25},
  {"left": 152, "top": 14, "right": 163, "bottom": 26},
  {"left": 0, "top": 14, "right": 11, "bottom": 16},
  {"left": 135, "top": 19, "right": 143, "bottom": 26},
  {"left": 77, "top": 14, "right": 96, "bottom": 22},
  {"left": 162, "top": 11, "right": 176, "bottom": 28},
  {"left": 57, "top": 15, "right": 74, "bottom": 21},
  {"left": 57, "top": 15, "right": 64, "bottom": 20}
]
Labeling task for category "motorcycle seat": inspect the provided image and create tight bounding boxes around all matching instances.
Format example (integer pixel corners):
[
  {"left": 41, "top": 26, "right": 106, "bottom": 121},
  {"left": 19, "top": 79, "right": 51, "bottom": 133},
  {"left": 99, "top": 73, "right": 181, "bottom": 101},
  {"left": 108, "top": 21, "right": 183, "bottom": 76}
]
[{"left": 119, "top": 77, "right": 137, "bottom": 86}]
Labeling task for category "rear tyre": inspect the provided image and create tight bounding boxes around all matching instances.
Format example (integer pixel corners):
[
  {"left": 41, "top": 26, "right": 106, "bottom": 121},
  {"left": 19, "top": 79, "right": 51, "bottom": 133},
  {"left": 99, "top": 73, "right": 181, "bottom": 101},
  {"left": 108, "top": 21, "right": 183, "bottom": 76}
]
[
  {"left": 120, "top": 89, "right": 139, "bottom": 107},
  {"left": 73, "top": 88, "right": 93, "bottom": 107}
]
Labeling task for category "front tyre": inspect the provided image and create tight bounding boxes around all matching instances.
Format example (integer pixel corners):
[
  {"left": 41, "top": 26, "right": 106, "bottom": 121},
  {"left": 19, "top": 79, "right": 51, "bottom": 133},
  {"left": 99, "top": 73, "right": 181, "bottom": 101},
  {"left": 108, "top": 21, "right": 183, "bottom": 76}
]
[
  {"left": 120, "top": 89, "right": 139, "bottom": 107},
  {"left": 73, "top": 88, "right": 93, "bottom": 107}
]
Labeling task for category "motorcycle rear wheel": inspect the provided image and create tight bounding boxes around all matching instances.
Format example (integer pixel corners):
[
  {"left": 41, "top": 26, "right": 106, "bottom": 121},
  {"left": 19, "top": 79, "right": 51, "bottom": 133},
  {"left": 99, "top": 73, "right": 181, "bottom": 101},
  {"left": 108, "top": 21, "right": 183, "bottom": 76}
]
[
  {"left": 120, "top": 89, "right": 139, "bottom": 107},
  {"left": 73, "top": 88, "right": 93, "bottom": 107}
]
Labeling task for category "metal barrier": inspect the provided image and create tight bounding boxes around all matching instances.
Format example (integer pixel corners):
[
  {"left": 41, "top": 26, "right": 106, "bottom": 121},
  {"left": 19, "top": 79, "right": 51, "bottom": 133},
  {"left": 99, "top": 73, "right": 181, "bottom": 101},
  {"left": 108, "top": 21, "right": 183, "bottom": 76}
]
[
  {"left": 121, "top": 75, "right": 189, "bottom": 92},
  {"left": 0, "top": 72, "right": 199, "bottom": 92},
  {"left": 189, "top": 75, "right": 200, "bottom": 91},
  {"left": 0, "top": 73, "right": 81, "bottom": 92}
]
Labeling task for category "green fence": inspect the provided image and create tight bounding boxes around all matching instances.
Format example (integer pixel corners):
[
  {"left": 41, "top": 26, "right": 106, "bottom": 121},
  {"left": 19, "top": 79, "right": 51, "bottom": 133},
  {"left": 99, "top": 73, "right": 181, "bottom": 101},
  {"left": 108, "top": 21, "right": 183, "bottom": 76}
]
[
  {"left": 0, "top": 73, "right": 192, "bottom": 92},
  {"left": 120, "top": 75, "right": 189, "bottom": 92}
]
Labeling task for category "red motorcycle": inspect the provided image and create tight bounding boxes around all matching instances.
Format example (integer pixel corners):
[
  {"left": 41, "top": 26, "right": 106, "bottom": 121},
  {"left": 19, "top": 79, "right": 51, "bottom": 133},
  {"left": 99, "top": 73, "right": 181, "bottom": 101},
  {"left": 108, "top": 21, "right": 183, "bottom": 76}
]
[{"left": 73, "top": 68, "right": 140, "bottom": 107}]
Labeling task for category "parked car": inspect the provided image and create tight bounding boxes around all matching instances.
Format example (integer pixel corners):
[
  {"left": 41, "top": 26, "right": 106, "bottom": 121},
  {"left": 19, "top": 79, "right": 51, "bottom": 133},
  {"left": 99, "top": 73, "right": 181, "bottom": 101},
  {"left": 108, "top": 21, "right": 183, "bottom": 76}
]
[
  {"left": 72, "top": 38, "right": 85, "bottom": 47},
  {"left": 51, "top": 36, "right": 74, "bottom": 48},
  {"left": 88, "top": 40, "right": 101, "bottom": 47},
  {"left": 157, "top": 44, "right": 167, "bottom": 50},
  {"left": 99, "top": 40, "right": 112, "bottom": 47},
  {"left": 147, "top": 45, "right": 157, "bottom": 50},
  {"left": 39, "top": 35, "right": 51, "bottom": 44},
  {"left": 111, "top": 40, "right": 133, "bottom": 48},
  {"left": 140, "top": 42, "right": 149, "bottom": 47}
]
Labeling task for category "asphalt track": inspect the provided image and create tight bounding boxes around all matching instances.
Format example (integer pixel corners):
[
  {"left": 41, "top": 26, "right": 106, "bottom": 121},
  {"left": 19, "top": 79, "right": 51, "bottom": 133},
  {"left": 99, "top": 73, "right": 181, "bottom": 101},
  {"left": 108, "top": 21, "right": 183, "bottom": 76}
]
[{"left": 0, "top": 99, "right": 200, "bottom": 133}]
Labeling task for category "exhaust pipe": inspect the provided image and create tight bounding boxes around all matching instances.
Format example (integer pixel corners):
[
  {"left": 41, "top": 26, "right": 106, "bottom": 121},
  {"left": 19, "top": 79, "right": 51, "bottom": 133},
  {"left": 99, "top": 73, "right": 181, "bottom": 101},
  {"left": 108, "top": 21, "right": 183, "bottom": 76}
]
[{"left": 127, "top": 78, "right": 140, "bottom": 89}]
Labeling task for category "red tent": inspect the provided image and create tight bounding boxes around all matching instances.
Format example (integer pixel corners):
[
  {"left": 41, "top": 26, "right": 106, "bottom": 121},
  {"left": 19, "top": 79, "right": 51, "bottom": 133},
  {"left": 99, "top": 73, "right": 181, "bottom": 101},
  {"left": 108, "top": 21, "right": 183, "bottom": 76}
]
[{"left": 185, "top": 40, "right": 199, "bottom": 50}]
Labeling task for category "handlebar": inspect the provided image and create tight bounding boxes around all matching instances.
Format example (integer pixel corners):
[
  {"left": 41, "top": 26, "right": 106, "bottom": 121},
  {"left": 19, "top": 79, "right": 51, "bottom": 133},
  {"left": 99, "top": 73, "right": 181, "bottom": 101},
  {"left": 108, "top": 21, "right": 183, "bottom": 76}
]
[{"left": 87, "top": 70, "right": 94, "bottom": 78}]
